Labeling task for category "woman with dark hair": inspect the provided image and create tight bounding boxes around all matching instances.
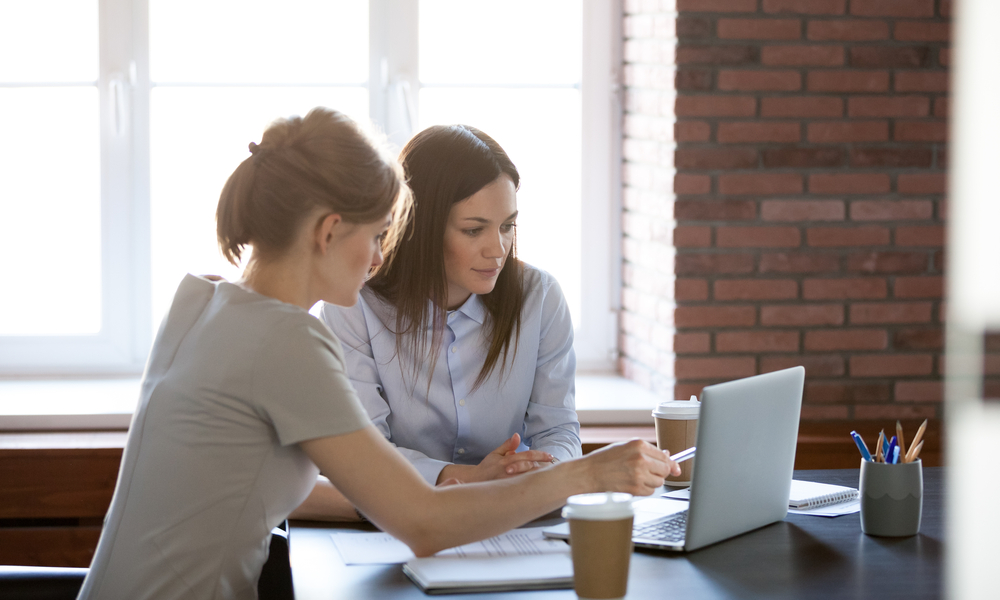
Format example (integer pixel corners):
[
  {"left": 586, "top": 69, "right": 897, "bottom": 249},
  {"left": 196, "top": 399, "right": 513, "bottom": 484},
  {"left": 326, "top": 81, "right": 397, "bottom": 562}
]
[
  {"left": 77, "top": 109, "right": 678, "bottom": 598},
  {"left": 318, "top": 124, "right": 580, "bottom": 488}
]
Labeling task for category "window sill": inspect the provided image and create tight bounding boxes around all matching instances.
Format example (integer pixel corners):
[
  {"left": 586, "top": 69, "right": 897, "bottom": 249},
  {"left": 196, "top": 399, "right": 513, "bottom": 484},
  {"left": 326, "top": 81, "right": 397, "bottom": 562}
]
[{"left": 0, "top": 374, "right": 660, "bottom": 432}]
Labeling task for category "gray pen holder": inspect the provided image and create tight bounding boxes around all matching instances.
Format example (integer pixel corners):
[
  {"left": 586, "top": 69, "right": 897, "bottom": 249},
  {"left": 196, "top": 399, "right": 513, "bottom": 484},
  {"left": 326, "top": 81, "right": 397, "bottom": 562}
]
[{"left": 859, "top": 459, "right": 922, "bottom": 537}]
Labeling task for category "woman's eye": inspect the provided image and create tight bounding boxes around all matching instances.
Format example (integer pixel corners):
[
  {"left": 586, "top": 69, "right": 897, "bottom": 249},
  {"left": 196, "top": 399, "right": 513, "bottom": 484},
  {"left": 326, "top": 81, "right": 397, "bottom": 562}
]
[
  {"left": 463, "top": 228, "right": 482, "bottom": 237},
  {"left": 500, "top": 223, "right": 516, "bottom": 233}
]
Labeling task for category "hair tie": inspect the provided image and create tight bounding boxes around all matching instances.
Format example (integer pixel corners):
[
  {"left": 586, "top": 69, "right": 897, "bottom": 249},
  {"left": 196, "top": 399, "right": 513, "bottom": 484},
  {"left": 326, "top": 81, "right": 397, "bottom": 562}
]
[{"left": 248, "top": 141, "right": 260, "bottom": 155}]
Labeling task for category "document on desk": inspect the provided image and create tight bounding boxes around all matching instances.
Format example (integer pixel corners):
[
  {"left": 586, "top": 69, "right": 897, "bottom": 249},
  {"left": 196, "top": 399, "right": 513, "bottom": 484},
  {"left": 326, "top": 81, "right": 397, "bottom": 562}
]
[
  {"left": 661, "top": 479, "right": 861, "bottom": 518},
  {"left": 330, "top": 526, "right": 569, "bottom": 566}
]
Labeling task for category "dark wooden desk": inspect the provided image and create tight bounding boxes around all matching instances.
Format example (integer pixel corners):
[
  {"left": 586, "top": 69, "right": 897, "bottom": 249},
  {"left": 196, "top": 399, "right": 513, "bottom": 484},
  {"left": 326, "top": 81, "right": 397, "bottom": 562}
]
[{"left": 289, "top": 468, "right": 943, "bottom": 600}]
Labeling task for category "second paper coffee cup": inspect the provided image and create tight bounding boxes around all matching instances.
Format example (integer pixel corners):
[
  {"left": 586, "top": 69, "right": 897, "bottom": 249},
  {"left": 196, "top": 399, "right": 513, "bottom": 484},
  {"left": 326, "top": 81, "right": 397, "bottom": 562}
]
[
  {"left": 563, "top": 493, "right": 634, "bottom": 600},
  {"left": 652, "top": 398, "right": 700, "bottom": 486}
]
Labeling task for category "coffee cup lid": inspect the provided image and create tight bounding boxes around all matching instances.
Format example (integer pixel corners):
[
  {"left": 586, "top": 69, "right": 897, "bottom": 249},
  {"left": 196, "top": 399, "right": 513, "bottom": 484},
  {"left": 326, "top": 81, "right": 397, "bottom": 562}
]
[
  {"left": 562, "top": 492, "right": 634, "bottom": 520},
  {"left": 652, "top": 398, "right": 701, "bottom": 419}
]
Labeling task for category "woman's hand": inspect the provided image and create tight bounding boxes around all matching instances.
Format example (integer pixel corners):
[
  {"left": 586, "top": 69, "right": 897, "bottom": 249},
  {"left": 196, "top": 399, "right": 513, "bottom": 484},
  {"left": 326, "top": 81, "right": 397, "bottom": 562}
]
[
  {"left": 436, "top": 433, "right": 554, "bottom": 484},
  {"left": 580, "top": 439, "right": 680, "bottom": 497}
]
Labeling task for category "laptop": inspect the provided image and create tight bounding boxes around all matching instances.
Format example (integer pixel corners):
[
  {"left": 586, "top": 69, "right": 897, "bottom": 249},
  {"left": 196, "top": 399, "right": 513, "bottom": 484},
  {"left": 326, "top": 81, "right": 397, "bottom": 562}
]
[{"left": 544, "top": 366, "right": 804, "bottom": 552}]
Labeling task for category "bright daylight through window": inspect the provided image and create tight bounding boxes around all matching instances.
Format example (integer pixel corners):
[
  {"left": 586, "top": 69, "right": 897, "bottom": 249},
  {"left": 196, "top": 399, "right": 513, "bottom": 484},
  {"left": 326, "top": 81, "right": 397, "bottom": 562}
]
[{"left": 0, "top": 1, "right": 618, "bottom": 416}]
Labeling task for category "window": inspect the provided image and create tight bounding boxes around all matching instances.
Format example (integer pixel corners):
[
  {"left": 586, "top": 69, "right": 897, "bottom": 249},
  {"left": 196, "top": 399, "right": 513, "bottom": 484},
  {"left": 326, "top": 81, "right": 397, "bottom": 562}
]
[{"left": 0, "top": 0, "right": 620, "bottom": 380}]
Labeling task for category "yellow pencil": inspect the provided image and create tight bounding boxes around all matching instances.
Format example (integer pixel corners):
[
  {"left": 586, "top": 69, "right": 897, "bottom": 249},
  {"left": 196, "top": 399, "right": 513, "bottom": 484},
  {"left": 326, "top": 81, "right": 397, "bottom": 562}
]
[
  {"left": 896, "top": 420, "right": 907, "bottom": 463},
  {"left": 907, "top": 440, "right": 924, "bottom": 463},
  {"left": 875, "top": 430, "right": 885, "bottom": 463},
  {"left": 905, "top": 419, "right": 928, "bottom": 462}
]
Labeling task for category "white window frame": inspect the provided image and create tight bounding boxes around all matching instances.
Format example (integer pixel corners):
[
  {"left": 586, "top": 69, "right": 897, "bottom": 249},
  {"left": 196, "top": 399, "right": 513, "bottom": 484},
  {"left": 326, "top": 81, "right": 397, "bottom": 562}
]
[{"left": 0, "top": 0, "right": 621, "bottom": 378}]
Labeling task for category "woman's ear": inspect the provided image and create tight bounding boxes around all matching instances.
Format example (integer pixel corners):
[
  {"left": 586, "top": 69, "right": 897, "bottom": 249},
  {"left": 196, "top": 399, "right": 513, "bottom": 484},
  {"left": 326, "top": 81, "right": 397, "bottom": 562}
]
[{"left": 315, "top": 213, "right": 343, "bottom": 254}]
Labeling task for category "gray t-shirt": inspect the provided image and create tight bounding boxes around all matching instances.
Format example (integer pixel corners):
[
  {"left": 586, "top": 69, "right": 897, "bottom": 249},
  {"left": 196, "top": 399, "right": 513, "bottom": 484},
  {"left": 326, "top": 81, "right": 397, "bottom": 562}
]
[{"left": 78, "top": 275, "right": 371, "bottom": 600}]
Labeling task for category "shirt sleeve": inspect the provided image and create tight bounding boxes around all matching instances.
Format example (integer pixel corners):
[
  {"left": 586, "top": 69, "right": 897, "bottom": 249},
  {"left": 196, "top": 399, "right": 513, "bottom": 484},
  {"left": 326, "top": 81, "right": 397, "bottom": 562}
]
[
  {"left": 522, "top": 274, "right": 583, "bottom": 462},
  {"left": 251, "top": 314, "right": 372, "bottom": 446},
  {"left": 321, "top": 300, "right": 451, "bottom": 484}
]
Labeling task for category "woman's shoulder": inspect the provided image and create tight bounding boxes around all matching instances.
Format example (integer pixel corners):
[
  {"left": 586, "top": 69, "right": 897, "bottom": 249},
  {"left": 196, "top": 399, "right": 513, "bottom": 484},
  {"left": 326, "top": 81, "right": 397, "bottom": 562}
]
[{"left": 519, "top": 262, "right": 562, "bottom": 298}]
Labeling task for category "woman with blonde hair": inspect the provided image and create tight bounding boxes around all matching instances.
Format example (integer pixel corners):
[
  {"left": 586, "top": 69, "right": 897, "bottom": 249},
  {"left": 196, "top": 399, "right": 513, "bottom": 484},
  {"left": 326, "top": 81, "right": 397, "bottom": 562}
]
[{"left": 77, "top": 108, "right": 678, "bottom": 599}]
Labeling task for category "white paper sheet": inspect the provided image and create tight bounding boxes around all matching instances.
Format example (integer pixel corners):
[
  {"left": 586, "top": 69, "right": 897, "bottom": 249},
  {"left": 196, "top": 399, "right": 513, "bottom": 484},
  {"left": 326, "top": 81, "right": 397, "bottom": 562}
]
[
  {"left": 330, "top": 526, "right": 567, "bottom": 565},
  {"left": 661, "top": 480, "right": 862, "bottom": 518}
]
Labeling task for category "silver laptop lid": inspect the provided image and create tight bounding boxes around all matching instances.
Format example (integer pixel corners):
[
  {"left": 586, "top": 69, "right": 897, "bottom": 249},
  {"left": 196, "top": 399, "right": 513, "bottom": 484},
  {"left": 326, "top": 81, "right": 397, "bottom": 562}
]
[{"left": 684, "top": 366, "right": 804, "bottom": 552}]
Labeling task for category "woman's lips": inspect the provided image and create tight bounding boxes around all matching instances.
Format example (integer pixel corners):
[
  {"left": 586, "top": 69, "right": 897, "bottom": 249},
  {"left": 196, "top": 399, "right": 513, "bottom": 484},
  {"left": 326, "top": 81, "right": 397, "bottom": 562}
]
[{"left": 473, "top": 268, "right": 501, "bottom": 277}]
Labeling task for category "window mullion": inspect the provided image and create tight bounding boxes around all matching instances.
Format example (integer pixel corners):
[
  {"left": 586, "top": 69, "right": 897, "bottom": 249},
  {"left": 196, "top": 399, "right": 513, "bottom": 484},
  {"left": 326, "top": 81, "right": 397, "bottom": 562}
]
[{"left": 369, "top": 0, "right": 419, "bottom": 150}]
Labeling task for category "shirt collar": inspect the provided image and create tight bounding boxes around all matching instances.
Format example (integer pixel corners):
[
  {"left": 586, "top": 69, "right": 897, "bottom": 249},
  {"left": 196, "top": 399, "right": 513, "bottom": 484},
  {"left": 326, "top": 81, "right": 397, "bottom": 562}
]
[{"left": 449, "top": 294, "right": 486, "bottom": 325}]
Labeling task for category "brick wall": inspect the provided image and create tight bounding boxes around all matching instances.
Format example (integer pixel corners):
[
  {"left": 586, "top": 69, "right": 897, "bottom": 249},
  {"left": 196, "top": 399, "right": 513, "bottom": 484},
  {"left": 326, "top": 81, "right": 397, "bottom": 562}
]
[{"left": 620, "top": 0, "right": 950, "bottom": 425}]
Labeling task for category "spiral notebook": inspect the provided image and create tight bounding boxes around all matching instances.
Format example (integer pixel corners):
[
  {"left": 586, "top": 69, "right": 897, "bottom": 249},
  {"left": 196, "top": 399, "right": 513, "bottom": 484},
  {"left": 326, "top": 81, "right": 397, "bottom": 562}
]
[{"left": 788, "top": 480, "right": 859, "bottom": 509}]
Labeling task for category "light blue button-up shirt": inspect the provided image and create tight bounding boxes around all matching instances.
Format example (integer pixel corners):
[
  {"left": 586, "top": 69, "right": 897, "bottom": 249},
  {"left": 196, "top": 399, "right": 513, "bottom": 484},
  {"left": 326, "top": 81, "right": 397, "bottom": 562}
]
[{"left": 321, "top": 265, "right": 582, "bottom": 484}]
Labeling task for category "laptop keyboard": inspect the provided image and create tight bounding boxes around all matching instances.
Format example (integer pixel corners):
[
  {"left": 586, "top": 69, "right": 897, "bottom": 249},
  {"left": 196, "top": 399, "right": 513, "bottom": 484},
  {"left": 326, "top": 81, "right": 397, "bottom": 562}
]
[{"left": 633, "top": 511, "right": 688, "bottom": 543}]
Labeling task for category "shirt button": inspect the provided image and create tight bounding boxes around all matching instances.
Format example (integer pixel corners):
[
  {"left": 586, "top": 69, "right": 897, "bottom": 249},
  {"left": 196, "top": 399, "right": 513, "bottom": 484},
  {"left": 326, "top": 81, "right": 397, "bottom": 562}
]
[
  {"left": 457, "top": 448, "right": 465, "bottom": 455},
  {"left": 459, "top": 399, "right": 466, "bottom": 407},
  {"left": 451, "top": 346, "right": 456, "bottom": 353}
]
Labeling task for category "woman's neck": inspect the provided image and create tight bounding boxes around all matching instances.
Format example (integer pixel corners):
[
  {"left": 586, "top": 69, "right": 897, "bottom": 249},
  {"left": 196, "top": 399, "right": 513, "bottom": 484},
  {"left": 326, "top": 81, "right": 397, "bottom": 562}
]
[{"left": 241, "top": 255, "right": 314, "bottom": 309}]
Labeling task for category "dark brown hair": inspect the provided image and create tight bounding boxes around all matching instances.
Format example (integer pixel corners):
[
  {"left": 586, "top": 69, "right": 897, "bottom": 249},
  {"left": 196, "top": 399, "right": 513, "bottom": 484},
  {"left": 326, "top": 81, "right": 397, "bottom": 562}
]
[
  {"left": 216, "top": 107, "right": 410, "bottom": 268},
  {"left": 368, "top": 125, "right": 525, "bottom": 388}
]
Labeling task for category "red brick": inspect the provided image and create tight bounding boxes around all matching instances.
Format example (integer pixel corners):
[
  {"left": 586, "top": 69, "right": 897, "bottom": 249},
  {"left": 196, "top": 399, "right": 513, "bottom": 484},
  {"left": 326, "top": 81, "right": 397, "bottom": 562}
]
[
  {"left": 718, "top": 19, "right": 802, "bottom": 40},
  {"left": 986, "top": 355, "right": 1000, "bottom": 376},
  {"left": 674, "top": 225, "right": 713, "bottom": 248},
  {"left": 800, "top": 405, "right": 850, "bottom": 419},
  {"left": 934, "top": 98, "right": 949, "bottom": 118},
  {"left": 894, "top": 21, "right": 951, "bottom": 42},
  {"left": 898, "top": 173, "right": 946, "bottom": 194},
  {"left": 677, "top": 0, "right": 759, "bottom": 11},
  {"left": 675, "top": 96, "right": 757, "bottom": 117},
  {"left": 676, "top": 70, "right": 714, "bottom": 91},
  {"left": 717, "top": 330, "right": 800, "bottom": 352},
  {"left": 677, "top": 45, "right": 757, "bottom": 65},
  {"left": 759, "top": 252, "right": 841, "bottom": 273},
  {"left": 676, "top": 278, "right": 709, "bottom": 301},
  {"left": 805, "top": 329, "right": 888, "bottom": 351},
  {"left": 855, "top": 405, "right": 937, "bottom": 420},
  {"left": 761, "top": 354, "right": 845, "bottom": 377},
  {"left": 761, "top": 304, "right": 843, "bottom": 325},
  {"left": 850, "top": 302, "right": 933, "bottom": 324},
  {"left": 675, "top": 174, "right": 711, "bottom": 194},
  {"left": 719, "top": 173, "right": 804, "bottom": 195},
  {"left": 896, "top": 226, "right": 944, "bottom": 247},
  {"left": 808, "top": 71, "right": 889, "bottom": 92},
  {"left": 762, "top": 147, "right": 844, "bottom": 168},
  {"left": 760, "top": 96, "right": 843, "bottom": 117},
  {"left": 809, "top": 174, "right": 891, "bottom": 194},
  {"left": 808, "top": 121, "right": 889, "bottom": 142},
  {"left": 676, "top": 357, "right": 757, "bottom": 379},
  {"left": 675, "top": 306, "right": 758, "bottom": 328},
  {"left": 894, "top": 120, "right": 947, "bottom": 142},
  {"left": 717, "top": 227, "right": 802, "bottom": 248},
  {"left": 761, "top": 45, "right": 845, "bottom": 66},
  {"left": 677, "top": 17, "right": 714, "bottom": 39},
  {"left": 895, "top": 381, "right": 943, "bottom": 402},
  {"left": 803, "top": 277, "right": 887, "bottom": 299},
  {"left": 850, "top": 47, "right": 930, "bottom": 68},
  {"left": 940, "top": 0, "right": 952, "bottom": 17},
  {"left": 719, "top": 70, "right": 802, "bottom": 91},
  {"left": 894, "top": 328, "right": 943, "bottom": 350},
  {"left": 676, "top": 200, "right": 757, "bottom": 220},
  {"left": 939, "top": 48, "right": 951, "bottom": 67},
  {"left": 849, "top": 147, "right": 933, "bottom": 168},
  {"left": 676, "top": 254, "right": 756, "bottom": 275},
  {"left": 851, "top": 0, "right": 934, "bottom": 17},
  {"left": 675, "top": 148, "right": 758, "bottom": 170},
  {"left": 715, "top": 278, "right": 799, "bottom": 300},
  {"left": 895, "top": 72, "right": 949, "bottom": 92},
  {"left": 895, "top": 276, "right": 943, "bottom": 299},
  {"left": 718, "top": 122, "right": 801, "bottom": 144},
  {"left": 675, "top": 121, "right": 711, "bottom": 142},
  {"left": 849, "top": 200, "right": 934, "bottom": 221},
  {"left": 806, "top": 381, "right": 892, "bottom": 403},
  {"left": 807, "top": 20, "right": 889, "bottom": 41},
  {"left": 763, "top": 0, "right": 846, "bottom": 14},
  {"left": 761, "top": 200, "right": 845, "bottom": 221},
  {"left": 807, "top": 226, "right": 891, "bottom": 247},
  {"left": 848, "top": 96, "right": 931, "bottom": 118},
  {"left": 675, "top": 332, "right": 712, "bottom": 354},
  {"left": 850, "top": 354, "right": 934, "bottom": 377},
  {"left": 847, "top": 251, "right": 929, "bottom": 273}
]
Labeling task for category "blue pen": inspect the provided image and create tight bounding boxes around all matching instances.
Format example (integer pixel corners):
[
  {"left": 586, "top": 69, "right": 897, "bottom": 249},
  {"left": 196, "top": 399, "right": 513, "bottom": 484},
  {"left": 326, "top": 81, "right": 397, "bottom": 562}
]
[
  {"left": 882, "top": 433, "right": 890, "bottom": 461},
  {"left": 887, "top": 437, "right": 898, "bottom": 465},
  {"left": 850, "top": 431, "right": 872, "bottom": 462},
  {"left": 891, "top": 446, "right": 900, "bottom": 464}
]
